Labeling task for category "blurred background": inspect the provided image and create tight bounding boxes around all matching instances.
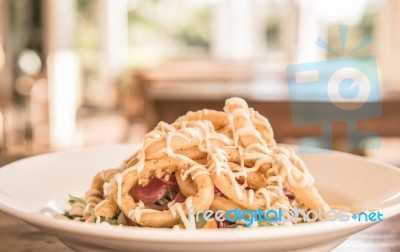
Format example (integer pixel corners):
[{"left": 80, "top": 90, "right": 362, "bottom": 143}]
[{"left": 0, "top": 0, "right": 399, "bottom": 165}]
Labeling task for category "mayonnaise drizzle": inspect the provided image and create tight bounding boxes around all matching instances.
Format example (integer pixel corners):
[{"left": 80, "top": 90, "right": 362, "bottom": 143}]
[
  {"left": 182, "top": 164, "right": 208, "bottom": 180},
  {"left": 115, "top": 173, "right": 123, "bottom": 205},
  {"left": 112, "top": 97, "right": 316, "bottom": 225},
  {"left": 257, "top": 188, "right": 271, "bottom": 208},
  {"left": 167, "top": 197, "right": 196, "bottom": 229},
  {"left": 248, "top": 189, "right": 255, "bottom": 205},
  {"left": 128, "top": 200, "right": 158, "bottom": 223}
]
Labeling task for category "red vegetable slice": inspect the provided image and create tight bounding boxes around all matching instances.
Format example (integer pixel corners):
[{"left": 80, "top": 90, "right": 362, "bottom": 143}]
[
  {"left": 217, "top": 220, "right": 231, "bottom": 228},
  {"left": 173, "top": 192, "right": 186, "bottom": 203},
  {"left": 159, "top": 174, "right": 178, "bottom": 186},
  {"left": 284, "top": 188, "right": 295, "bottom": 200},
  {"left": 129, "top": 174, "right": 182, "bottom": 210},
  {"left": 214, "top": 186, "right": 224, "bottom": 197},
  {"left": 130, "top": 179, "right": 178, "bottom": 203}
]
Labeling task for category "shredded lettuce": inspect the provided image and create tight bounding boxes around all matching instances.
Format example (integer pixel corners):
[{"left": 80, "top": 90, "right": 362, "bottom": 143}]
[
  {"left": 257, "top": 220, "right": 275, "bottom": 227},
  {"left": 155, "top": 191, "right": 177, "bottom": 206},
  {"left": 100, "top": 216, "right": 118, "bottom": 225},
  {"left": 226, "top": 223, "right": 244, "bottom": 228},
  {"left": 62, "top": 211, "right": 75, "bottom": 220},
  {"left": 66, "top": 195, "right": 124, "bottom": 225},
  {"left": 68, "top": 195, "right": 87, "bottom": 206},
  {"left": 155, "top": 197, "right": 169, "bottom": 206},
  {"left": 195, "top": 214, "right": 207, "bottom": 229},
  {"left": 226, "top": 220, "right": 275, "bottom": 228},
  {"left": 67, "top": 195, "right": 96, "bottom": 221}
]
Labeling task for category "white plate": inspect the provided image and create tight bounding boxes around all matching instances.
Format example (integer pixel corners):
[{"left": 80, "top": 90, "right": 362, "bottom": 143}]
[{"left": 0, "top": 144, "right": 399, "bottom": 252}]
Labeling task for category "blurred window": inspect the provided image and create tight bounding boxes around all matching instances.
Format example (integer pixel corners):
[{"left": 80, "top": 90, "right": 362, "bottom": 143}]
[
  {"left": 325, "top": 1, "right": 381, "bottom": 58},
  {"left": 10, "top": 0, "right": 43, "bottom": 102},
  {"left": 262, "top": 0, "right": 288, "bottom": 63},
  {"left": 75, "top": 0, "right": 99, "bottom": 106},
  {"left": 73, "top": 0, "right": 387, "bottom": 107},
  {"left": 127, "top": 0, "right": 213, "bottom": 67}
]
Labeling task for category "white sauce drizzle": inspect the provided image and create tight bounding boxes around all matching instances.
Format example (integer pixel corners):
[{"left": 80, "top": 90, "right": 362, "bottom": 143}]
[
  {"left": 115, "top": 173, "right": 123, "bottom": 205},
  {"left": 182, "top": 164, "right": 207, "bottom": 181},
  {"left": 167, "top": 197, "right": 196, "bottom": 230},
  {"left": 128, "top": 201, "right": 158, "bottom": 223},
  {"left": 248, "top": 189, "right": 255, "bottom": 206},
  {"left": 120, "top": 97, "right": 316, "bottom": 224},
  {"left": 257, "top": 188, "right": 271, "bottom": 208}
]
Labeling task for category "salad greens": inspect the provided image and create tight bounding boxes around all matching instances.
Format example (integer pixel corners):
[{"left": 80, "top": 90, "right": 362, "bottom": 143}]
[{"left": 65, "top": 195, "right": 120, "bottom": 225}]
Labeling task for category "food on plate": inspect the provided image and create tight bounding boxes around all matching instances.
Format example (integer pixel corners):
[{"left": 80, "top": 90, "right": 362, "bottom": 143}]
[{"left": 57, "top": 97, "right": 331, "bottom": 229}]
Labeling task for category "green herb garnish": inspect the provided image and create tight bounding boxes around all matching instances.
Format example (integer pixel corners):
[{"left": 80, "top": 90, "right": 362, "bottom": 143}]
[
  {"left": 257, "top": 220, "right": 275, "bottom": 227},
  {"left": 68, "top": 195, "right": 96, "bottom": 221},
  {"left": 195, "top": 214, "right": 207, "bottom": 229}
]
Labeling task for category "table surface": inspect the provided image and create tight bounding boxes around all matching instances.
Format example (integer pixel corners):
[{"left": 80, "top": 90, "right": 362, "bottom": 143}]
[{"left": 1, "top": 155, "right": 399, "bottom": 252}]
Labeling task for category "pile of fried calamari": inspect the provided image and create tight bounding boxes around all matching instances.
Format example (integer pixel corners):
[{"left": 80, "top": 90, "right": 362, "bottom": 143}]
[{"left": 57, "top": 97, "right": 329, "bottom": 229}]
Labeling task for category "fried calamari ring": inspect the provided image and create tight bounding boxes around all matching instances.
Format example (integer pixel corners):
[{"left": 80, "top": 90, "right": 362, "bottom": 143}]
[
  {"left": 92, "top": 128, "right": 218, "bottom": 219},
  {"left": 273, "top": 148, "right": 330, "bottom": 213},
  {"left": 79, "top": 166, "right": 125, "bottom": 221},
  {"left": 140, "top": 126, "right": 201, "bottom": 161},
  {"left": 93, "top": 194, "right": 119, "bottom": 220},
  {"left": 141, "top": 121, "right": 232, "bottom": 163},
  {"left": 65, "top": 97, "right": 332, "bottom": 227},
  {"left": 175, "top": 170, "right": 197, "bottom": 197},
  {"left": 224, "top": 97, "right": 267, "bottom": 147},
  {"left": 290, "top": 185, "right": 330, "bottom": 213},
  {"left": 172, "top": 109, "right": 229, "bottom": 131},
  {"left": 211, "top": 171, "right": 281, "bottom": 210},
  {"left": 112, "top": 158, "right": 214, "bottom": 227},
  {"left": 248, "top": 108, "right": 277, "bottom": 149},
  {"left": 122, "top": 149, "right": 141, "bottom": 169},
  {"left": 204, "top": 98, "right": 286, "bottom": 210},
  {"left": 229, "top": 164, "right": 268, "bottom": 190},
  {"left": 210, "top": 196, "right": 245, "bottom": 214},
  {"left": 175, "top": 170, "right": 245, "bottom": 216}
]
